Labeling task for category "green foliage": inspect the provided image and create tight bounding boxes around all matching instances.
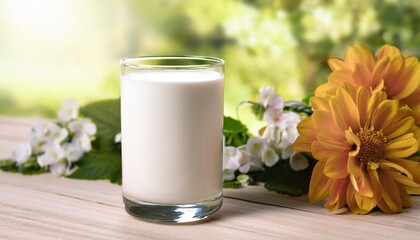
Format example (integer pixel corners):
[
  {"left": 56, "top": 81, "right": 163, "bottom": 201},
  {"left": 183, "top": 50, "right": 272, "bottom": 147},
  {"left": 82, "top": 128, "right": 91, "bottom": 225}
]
[
  {"left": 223, "top": 181, "right": 242, "bottom": 189},
  {"left": 0, "top": 159, "right": 19, "bottom": 172},
  {"left": 302, "top": 94, "right": 313, "bottom": 105},
  {"left": 284, "top": 100, "right": 313, "bottom": 116},
  {"left": 68, "top": 151, "right": 122, "bottom": 184},
  {"left": 69, "top": 99, "right": 122, "bottom": 184},
  {"left": 0, "top": 157, "right": 47, "bottom": 175},
  {"left": 223, "top": 116, "right": 250, "bottom": 147},
  {"left": 79, "top": 99, "right": 121, "bottom": 150},
  {"left": 249, "top": 155, "right": 316, "bottom": 196},
  {"left": 250, "top": 102, "right": 265, "bottom": 120}
]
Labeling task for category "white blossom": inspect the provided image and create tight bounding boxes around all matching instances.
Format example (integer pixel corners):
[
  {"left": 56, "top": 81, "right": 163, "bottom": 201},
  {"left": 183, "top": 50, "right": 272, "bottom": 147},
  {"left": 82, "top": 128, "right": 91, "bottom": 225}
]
[
  {"left": 68, "top": 119, "right": 97, "bottom": 136},
  {"left": 44, "top": 123, "right": 68, "bottom": 145},
  {"left": 289, "top": 151, "right": 309, "bottom": 171},
  {"left": 12, "top": 143, "right": 32, "bottom": 165},
  {"left": 114, "top": 133, "right": 122, "bottom": 143},
  {"left": 246, "top": 136, "right": 268, "bottom": 157},
  {"left": 261, "top": 147, "right": 279, "bottom": 167},
  {"left": 72, "top": 133, "right": 92, "bottom": 152},
  {"left": 258, "top": 86, "right": 275, "bottom": 107},
  {"left": 258, "top": 86, "right": 284, "bottom": 111},
  {"left": 263, "top": 108, "right": 283, "bottom": 125},
  {"left": 237, "top": 174, "right": 251, "bottom": 186},
  {"left": 223, "top": 169, "right": 236, "bottom": 181},
  {"left": 49, "top": 161, "right": 70, "bottom": 177},
  {"left": 281, "top": 145, "right": 294, "bottom": 159},
  {"left": 269, "top": 95, "right": 284, "bottom": 110},
  {"left": 277, "top": 112, "right": 301, "bottom": 150},
  {"left": 30, "top": 122, "right": 49, "bottom": 150},
  {"left": 37, "top": 142, "right": 64, "bottom": 167},
  {"left": 263, "top": 125, "right": 281, "bottom": 145},
  {"left": 223, "top": 146, "right": 242, "bottom": 170},
  {"left": 237, "top": 147, "right": 252, "bottom": 173},
  {"left": 62, "top": 142, "right": 84, "bottom": 163},
  {"left": 58, "top": 99, "right": 78, "bottom": 123},
  {"left": 238, "top": 145, "right": 264, "bottom": 172}
]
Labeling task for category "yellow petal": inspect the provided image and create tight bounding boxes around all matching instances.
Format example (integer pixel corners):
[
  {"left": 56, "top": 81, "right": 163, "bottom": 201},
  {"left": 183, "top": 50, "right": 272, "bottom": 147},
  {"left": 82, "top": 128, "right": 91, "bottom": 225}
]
[
  {"left": 385, "top": 133, "right": 418, "bottom": 159},
  {"left": 389, "top": 158, "right": 420, "bottom": 185},
  {"left": 293, "top": 118, "right": 317, "bottom": 152},
  {"left": 309, "top": 160, "right": 331, "bottom": 202},
  {"left": 317, "top": 132, "right": 349, "bottom": 151},
  {"left": 312, "top": 110, "right": 343, "bottom": 138},
  {"left": 371, "top": 56, "right": 390, "bottom": 88},
  {"left": 397, "top": 184, "right": 412, "bottom": 208},
  {"left": 352, "top": 63, "right": 372, "bottom": 87},
  {"left": 393, "top": 57, "right": 420, "bottom": 99},
  {"left": 358, "top": 192, "right": 378, "bottom": 213},
  {"left": 324, "top": 152, "right": 349, "bottom": 179},
  {"left": 401, "top": 88, "right": 420, "bottom": 126},
  {"left": 407, "top": 187, "right": 420, "bottom": 195},
  {"left": 367, "top": 91, "right": 387, "bottom": 120},
  {"left": 311, "top": 141, "right": 331, "bottom": 162},
  {"left": 376, "top": 44, "right": 401, "bottom": 60},
  {"left": 315, "top": 70, "right": 352, "bottom": 98},
  {"left": 325, "top": 178, "right": 348, "bottom": 211},
  {"left": 347, "top": 156, "right": 362, "bottom": 176},
  {"left": 310, "top": 96, "right": 330, "bottom": 111},
  {"left": 371, "top": 100, "right": 399, "bottom": 131},
  {"left": 345, "top": 45, "right": 375, "bottom": 71},
  {"left": 328, "top": 58, "right": 348, "bottom": 71},
  {"left": 348, "top": 154, "right": 375, "bottom": 197},
  {"left": 355, "top": 86, "right": 371, "bottom": 127},
  {"left": 387, "top": 171, "right": 420, "bottom": 189},
  {"left": 330, "top": 87, "right": 360, "bottom": 132},
  {"left": 328, "top": 69, "right": 355, "bottom": 85},
  {"left": 346, "top": 184, "right": 370, "bottom": 214},
  {"left": 367, "top": 169, "right": 382, "bottom": 201},
  {"left": 345, "top": 128, "right": 360, "bottom": 157},
  {"left": 383, "top": 54, "right": 406, "bottom": 97},
  {"left": 379, "top": 159, "right": 413, "bottom": 179},
  {"left": 383, "top": 115, "right": 414, "bottom": 140},
  {"left": 377, "top": 171, "right": 402, "bottom": 213}
]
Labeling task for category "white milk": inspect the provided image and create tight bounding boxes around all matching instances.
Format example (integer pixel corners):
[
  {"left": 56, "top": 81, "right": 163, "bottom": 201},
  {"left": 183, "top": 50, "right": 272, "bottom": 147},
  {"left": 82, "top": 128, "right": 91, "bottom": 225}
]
[{"left": 121, "top": 70, "right": 224, "bottom": 204}]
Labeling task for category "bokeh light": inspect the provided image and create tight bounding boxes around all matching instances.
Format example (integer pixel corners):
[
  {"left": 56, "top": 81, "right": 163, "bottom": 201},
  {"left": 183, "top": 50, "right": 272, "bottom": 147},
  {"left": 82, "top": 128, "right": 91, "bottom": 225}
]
[{"left": 0, "top": 0, "right": 419, "bottom": 118}]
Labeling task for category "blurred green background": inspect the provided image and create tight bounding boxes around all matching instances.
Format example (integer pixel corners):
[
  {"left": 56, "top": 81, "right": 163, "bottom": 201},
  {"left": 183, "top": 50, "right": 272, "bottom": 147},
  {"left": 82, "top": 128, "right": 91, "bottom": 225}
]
[{"left": 1, "top": 0, "right": 419, "bottom": 118}]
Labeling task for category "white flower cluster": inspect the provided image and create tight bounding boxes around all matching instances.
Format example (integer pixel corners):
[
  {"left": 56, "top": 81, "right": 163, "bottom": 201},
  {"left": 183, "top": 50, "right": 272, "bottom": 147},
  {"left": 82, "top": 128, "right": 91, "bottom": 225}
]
[
  {"left": 11, "top": 99, "right": 96, "bottom": 176},
  {"left": 223, "top": 86, "right": 309, "bottom": 182}
]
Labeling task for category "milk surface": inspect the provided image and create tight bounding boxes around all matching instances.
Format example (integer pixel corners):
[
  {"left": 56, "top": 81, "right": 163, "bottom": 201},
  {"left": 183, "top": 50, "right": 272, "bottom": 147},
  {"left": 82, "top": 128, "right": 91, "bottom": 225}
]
[{"left": 121, "top": 70, "right": 224, "bottom": 204}]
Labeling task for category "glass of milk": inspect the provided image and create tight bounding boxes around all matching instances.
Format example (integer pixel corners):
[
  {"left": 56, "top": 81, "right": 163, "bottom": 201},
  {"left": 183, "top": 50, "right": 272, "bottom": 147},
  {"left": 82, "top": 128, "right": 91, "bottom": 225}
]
[{"left": 120, "top": 56, "right": 224, "bottom": 223}]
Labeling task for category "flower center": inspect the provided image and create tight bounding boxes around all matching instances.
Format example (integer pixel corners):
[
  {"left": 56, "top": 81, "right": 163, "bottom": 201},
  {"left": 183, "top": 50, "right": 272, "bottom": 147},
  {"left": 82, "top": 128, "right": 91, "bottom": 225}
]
[{"left": 356, "top": 128, "right": 386, "bottom": 165}]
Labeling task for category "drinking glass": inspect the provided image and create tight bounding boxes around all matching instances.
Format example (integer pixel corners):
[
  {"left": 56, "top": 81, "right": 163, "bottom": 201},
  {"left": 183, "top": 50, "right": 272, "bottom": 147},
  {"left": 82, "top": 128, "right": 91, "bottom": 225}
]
[{"left": 120, "top": 56, "right": 224, "bottom": 223}]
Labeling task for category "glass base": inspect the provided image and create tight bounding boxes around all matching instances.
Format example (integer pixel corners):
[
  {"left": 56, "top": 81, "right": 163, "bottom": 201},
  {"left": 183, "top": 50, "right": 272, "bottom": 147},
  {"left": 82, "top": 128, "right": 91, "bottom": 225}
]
[{"left": 123, "top": 194, "right": 223, "bottom": 223}]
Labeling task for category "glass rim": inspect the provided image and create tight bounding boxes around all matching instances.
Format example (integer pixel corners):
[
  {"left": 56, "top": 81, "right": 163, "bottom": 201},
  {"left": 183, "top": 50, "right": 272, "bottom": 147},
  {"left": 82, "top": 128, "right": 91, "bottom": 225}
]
[{"left": 120, "top": 55, "right": 224, "bottom": 69}]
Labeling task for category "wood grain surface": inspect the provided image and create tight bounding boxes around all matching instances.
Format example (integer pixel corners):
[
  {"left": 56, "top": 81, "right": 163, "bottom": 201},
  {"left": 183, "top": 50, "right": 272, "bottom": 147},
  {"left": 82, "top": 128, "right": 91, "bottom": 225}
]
[{"left": 1, "top": 116, "right": 419, "bottom": 239}]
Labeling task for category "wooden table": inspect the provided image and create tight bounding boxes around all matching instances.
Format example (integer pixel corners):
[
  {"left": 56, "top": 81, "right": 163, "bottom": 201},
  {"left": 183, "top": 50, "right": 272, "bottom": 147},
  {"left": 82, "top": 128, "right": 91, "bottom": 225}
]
[{"left": 1, "top": 116, "right": 419, "bottom": 239}]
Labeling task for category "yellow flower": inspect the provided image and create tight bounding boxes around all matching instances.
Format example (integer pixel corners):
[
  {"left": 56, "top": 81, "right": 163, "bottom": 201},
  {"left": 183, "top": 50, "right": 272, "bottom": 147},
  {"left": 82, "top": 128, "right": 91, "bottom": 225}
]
[
  {"left": 316, "top": 44, "right": 420, "bottom": 126},
  {"left": 293, "top": 83, "right": 420, "bottom": 214}
]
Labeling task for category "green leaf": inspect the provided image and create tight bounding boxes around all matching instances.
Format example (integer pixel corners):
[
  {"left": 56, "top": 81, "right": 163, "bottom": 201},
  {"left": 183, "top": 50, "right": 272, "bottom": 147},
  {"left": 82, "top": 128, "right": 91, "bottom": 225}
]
[
  {"left": 302, "top": 94, "right": 314, "bottom": 105},
  {"left": 223, "top": 180, "right": 242, "bottom": 189},
  {"left": 20, "top": 157, "right": 48, "bottom": 175},
  {"left": 284, "top": 100, "right": 313, "bottom": 116},
  {"left": 68, "top": 151, "right": 122, "bottom": 184},
  {"left": 79, "top": 99, "right": 121, "bottom": 150},
  {"left": 223, "top": 116, "right": 250, "bottom": 147},
  {"left": 410, "top": 151, "right": 420, "bottom": 158},
  {"left": 0, "top": 158, "right": 47, "bottom": 175},
  {"left": 261, "top": 157, "right": 315, "bottom": 196},
  {"left": 250, "top": 102, "right": 265, "bottom": 120},
  {"left": 0, "top": 159, "right": 19, "bottom": 172}
]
